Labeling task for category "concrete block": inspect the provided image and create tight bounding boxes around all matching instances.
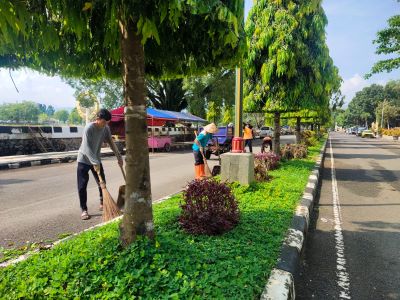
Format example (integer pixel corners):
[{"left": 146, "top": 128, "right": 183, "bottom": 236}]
[{"left": 220, "top": 152, "right": 254, "bottom": 185}]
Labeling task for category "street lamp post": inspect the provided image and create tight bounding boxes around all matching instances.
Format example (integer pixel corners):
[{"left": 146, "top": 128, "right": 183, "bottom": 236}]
[{"left": 232, "top": 1, "right": 245, "bottom": 153}]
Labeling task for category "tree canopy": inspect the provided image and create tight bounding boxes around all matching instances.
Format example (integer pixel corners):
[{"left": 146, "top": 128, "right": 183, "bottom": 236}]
[
  {"left": 244, "top": 0, "right": 338, "bottom": 113},
  {"left": 0, "top": 1, "right": 244, "bottom": 78},
  {"left": 54, "top": 109, "right": 70, "bottom": 123},
  {"left": 244, "top": 0, "right": 339, "bottom": 150},
  {"left": 366, "top": 8, "right": 400, "bottom": 78}
]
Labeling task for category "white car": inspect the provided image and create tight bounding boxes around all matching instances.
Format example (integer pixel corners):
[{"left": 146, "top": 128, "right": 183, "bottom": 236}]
[{"left": 259, "top": 126, "right": 274, "bottom": 138}]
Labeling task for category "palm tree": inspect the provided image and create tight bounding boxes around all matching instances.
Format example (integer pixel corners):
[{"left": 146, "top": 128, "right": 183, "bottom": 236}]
[{"left": 147, "top": 79, "right": 187, "bottom": 111}]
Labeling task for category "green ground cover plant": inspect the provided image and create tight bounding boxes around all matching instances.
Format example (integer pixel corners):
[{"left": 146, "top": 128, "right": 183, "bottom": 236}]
[{"left": 0, "top": 141, "right": 324, "bottom": 299}]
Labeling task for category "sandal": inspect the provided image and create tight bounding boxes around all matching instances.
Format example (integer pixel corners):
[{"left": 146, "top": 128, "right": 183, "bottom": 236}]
[{"left": 81, "top": 210, "right": 90, "bottom": 220}]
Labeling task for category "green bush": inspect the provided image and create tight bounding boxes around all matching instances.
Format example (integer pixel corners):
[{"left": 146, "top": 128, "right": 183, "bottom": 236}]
[
  {"left": 280, "top": 144, "right": 308, "bottom": 160},
  {"left": 301, "top": 130, "right": 318, "bottom": 146}
]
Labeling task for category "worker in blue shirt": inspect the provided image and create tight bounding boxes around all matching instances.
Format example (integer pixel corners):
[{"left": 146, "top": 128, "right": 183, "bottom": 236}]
[{"left": 192, "top": 123, "right": 217, "bottom": 179}]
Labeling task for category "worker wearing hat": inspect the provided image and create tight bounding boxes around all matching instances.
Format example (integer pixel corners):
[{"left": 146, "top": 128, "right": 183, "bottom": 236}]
[{"left": 192, "top": 123, "right": 218, "bottom": 179}]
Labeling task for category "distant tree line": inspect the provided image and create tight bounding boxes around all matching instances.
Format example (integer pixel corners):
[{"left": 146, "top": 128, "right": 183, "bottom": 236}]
[
  {"left": 335, "top": 80, "right": 400, "bottom": 129},
  {"left": 0, "top": 101, "right": 83, "bottom": 125}
]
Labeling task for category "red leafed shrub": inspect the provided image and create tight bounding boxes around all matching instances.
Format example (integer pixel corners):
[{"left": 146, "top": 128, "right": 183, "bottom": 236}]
[
  {"left": 179, "top": 179, "right": 240, "bottom": 235},
  {"left": 293, "top": 144, "right": 308, "bottom": 158},
  {"left": 254, "top": 152, "right": 280, "bottom": 171},
  {"left": 280, "top": 144, "right": 294, "bottom": 160}
]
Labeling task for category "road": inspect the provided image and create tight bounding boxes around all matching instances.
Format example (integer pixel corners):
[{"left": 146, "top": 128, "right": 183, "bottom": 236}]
[
  {"left": 0, "top": 150, "right": 218, "bottom": 248},
  {"left": 296, "top": 132, "right": 400, "bottom": 300},
  {"left": 0, "top": 136, "right": 294, "bottom": 249}
]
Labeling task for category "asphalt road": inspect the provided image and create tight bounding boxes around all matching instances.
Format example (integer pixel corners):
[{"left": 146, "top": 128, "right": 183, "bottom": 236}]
[
  {"left": 296, "top": 132, "right": 400, "bottom": 300},
  {"left": 0, "top": 136, "right": 294, "bottom": 249}
]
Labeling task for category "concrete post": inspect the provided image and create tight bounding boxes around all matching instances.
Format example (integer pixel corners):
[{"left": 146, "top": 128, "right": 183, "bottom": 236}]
[{"left": 221, "top": 152, "right": 255, "bottom": 185}]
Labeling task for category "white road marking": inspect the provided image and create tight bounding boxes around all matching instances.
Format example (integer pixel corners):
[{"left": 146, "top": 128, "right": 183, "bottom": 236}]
[{"left": 329, "top": 137, "right": 351, "bottom": 299}]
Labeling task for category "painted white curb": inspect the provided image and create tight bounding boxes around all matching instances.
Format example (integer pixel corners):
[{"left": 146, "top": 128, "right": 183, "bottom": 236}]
[{"left": 261, "top": 269, "right": 295, "bottom": 300}]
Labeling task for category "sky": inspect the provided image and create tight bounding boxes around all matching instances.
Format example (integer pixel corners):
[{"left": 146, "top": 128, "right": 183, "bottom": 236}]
[{"left": 0, "top": 0, "right": 399, "bottom": 109}]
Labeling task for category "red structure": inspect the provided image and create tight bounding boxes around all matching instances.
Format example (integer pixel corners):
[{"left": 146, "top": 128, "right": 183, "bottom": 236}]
[{"left": 231, "top": 136, "right": 244, "bottom": 153}]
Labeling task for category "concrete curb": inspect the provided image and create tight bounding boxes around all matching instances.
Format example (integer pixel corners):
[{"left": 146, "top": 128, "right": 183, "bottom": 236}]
[
  {"left": 260, "top": 140, "right": 327, "bottom": 299},
  {"left": 0, "top": 190, "right": 183, "bottom": 268},
  {"left": 0, "top": 152, "right": 115, "bottom": 171}
]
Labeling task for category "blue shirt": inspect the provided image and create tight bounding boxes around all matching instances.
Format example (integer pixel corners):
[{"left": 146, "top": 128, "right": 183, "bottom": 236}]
[{"left": 192, "top": 132, "right": 212, "bottom": 151}]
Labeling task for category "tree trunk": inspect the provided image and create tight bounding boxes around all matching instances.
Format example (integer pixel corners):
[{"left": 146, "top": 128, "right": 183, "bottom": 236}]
[
  {"left": 295, "top": 117, "right": 301, "bottom": 144},
  {"left": 119, "top": 19, "right": 154, "bottom": 247},
  {"left": 311, "top": 124, "right": 314, "bottom": 131},
  {"left": 273, "top": 112, "right": 281, "bottom": 154}
]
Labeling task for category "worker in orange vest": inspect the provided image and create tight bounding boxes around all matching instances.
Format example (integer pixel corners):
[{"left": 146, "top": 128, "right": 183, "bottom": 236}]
[{"left": 243, "top": 122, "right": 254, "bottom": 153}]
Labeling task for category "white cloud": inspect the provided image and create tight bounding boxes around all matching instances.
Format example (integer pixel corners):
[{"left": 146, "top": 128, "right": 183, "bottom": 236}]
[
  {"left": 340, "top": 73, "right": 388, "bottom": 107},
  {"left": 0, "top": 69, "right": 75, "bottom": 109}
]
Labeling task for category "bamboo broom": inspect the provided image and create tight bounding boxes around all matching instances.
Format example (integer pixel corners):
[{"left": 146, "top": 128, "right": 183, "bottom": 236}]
[
  {"left": 116, "top": 165, "right": 126, "bottom": 209},
  {"left": 200, "top": 151, "right": 212, "bottom": 178},
  {"left": 96, "top": 169, "right": 122, "bottom": 222}
]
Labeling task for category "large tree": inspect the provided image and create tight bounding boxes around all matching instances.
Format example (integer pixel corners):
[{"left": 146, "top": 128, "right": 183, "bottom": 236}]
[
  {"left": 244, "top": 0, "right": 338, "bottom": 153},
  {"left": 346, "top": 84, "right": 385, "bottom": 126},
  {"left": 366, "top": 9, "right": 400, "bottom": 78},
  {"left": 54, "top": 109, "right": 70, "bottom": 123},
  {"left": 1, "top": 1, "right": 244, "bottom": 246},
  {"left": 66, "top": 78, "right": 124, "bottom": 109}
]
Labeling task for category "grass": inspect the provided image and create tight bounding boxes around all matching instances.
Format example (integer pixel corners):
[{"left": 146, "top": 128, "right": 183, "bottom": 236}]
[{"left": 0, "top": 141, "right": 325, "bottom": 299}]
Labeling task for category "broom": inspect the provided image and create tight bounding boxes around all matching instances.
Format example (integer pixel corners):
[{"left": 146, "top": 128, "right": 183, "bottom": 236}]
[
  {"left": 116, "top": 165, "right": 126, "bottom": 209},
  {"left": 201, "top": 151, "right": 212, "bottom": 178},
  {"left": 96, "top": 169, "right": 122, "bottom": 222}
]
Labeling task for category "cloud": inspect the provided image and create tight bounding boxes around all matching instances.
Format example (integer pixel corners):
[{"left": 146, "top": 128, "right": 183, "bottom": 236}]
[
  {"left": 340, "top": 73, "right": 387, "bottom": 107},
  {"left": 0, "top": 69, "right": 75, "bottom": 109}
]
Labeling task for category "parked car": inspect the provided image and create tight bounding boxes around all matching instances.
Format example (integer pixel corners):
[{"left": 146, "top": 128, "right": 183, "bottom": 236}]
[
  {"left": 356, "top": 127, "right": 367, "bottom": 136},
  {"left": 361, "top": 130, "right": 375, "bottom": 138},
  {"left": 259, "top": 126, "right": 274, "bottom": 138},
  {"left": 349, "top": 127, "right": 357, "bottom": 135}
]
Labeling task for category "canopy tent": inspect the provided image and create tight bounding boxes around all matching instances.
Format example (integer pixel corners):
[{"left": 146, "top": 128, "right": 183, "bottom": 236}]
[
  {"left": 159, "top": 109, "right": 207, "bottom": 123},
  {"left": 110, "top": 106, "right": 206, "bottom": 124},
  {"left": 109, "top": 106, "right": 206, "bottom": 139}
]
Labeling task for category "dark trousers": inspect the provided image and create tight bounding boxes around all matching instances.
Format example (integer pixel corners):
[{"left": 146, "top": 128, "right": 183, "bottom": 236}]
[
  {"left": 193, "top": 151, "right": 204, "bottom": 165},
  {"left": 77, "top": 162, "right": 105, "bottom": 211},
  {"left": 245, "top": 139, "right": 253, "bottom": 153}
]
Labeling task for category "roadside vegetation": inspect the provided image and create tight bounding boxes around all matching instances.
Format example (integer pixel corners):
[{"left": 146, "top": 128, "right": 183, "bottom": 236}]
[{"left": 0, "top": 139, "right": 325, "bottom": 299}]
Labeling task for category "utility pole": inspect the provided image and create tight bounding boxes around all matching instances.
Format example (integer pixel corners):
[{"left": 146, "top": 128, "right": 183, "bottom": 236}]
[{"left": 381, "top": 99, "right": 385, "bottom": 130}]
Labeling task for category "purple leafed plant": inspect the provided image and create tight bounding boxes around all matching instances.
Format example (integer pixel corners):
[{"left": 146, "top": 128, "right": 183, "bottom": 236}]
[
  {"left": 254, "top": 152, "right": 280, "bottom": 171},
  {"left": 179, "top": 179, "right": 240, "bottom": 235}
]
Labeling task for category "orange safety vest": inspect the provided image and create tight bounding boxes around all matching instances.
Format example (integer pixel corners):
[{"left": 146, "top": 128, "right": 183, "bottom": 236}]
[{"left": 243, "top": 127, "right": 253, "bottom": 140}]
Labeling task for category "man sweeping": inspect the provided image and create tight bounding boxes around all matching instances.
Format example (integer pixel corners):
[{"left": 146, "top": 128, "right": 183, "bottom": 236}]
[
  {"left": 77, "top": 109, "right": 123, "bottom": 220},
  {"left": 192, "top": 123, "right": 218, "bottom": 179}
]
